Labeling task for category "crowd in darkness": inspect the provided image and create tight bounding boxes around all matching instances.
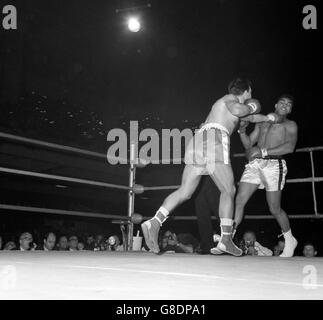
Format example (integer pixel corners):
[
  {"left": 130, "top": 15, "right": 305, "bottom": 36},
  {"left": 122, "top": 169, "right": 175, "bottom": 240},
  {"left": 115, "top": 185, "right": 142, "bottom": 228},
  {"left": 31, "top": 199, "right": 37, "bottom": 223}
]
[
  {"left": 0, "top": 90, "right": 198, "bottom": 153},
  {"left": 0, "top": 91, "right": 108, "bottom": 150},
  {"left": 0, "top": 232, "right": 124, "bottom": 252},
  {"left": 0, "top": 229, "right": 318, "bottom": 258}
]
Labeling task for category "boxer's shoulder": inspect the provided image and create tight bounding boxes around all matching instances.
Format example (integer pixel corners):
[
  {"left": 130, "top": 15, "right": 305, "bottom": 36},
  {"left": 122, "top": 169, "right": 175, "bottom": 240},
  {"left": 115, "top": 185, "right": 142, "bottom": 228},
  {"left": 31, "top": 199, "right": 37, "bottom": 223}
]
[
  {"left": 223, "top": 94, "right": 239, "bottom": 103},
  {"left": 282, "top": 119, "right": 297, "bottom": 129},
  {"left": 285, "top": 119, "right": 298, "bottom": 133},
  {"left": 285, "top": 119, "right": 297, "bottom": 126}
]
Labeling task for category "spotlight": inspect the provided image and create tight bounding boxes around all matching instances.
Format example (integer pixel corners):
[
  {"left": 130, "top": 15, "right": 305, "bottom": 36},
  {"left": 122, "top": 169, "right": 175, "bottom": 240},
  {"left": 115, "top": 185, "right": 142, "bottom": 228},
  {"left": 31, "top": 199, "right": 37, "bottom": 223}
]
[{"left": 127, "top": 17, "right": 141, "bottom": 32}]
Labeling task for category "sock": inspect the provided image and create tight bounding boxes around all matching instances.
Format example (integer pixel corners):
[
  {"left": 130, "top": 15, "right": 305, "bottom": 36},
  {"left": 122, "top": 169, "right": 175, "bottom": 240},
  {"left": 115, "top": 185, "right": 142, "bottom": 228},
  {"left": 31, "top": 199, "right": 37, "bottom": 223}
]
[
  {"left": 220, "top": 218, "right": 233, "bottom": 240},
  {"left": 283, "top": 229, "right": 293, "bottom": 242},
  {"left": 153, "top": 206, "right": 169, "bottom": 226}
]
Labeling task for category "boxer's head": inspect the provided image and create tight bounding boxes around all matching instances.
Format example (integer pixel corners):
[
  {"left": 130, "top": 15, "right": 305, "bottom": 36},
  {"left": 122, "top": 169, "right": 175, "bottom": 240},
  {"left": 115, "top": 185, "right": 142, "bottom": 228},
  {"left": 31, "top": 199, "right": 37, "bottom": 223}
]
[
  {"left": 228, "top": 78, "right": 252, "bottom": 102},
  {"left": 275, "top": 94, "right": 294, "bottom": 116}
]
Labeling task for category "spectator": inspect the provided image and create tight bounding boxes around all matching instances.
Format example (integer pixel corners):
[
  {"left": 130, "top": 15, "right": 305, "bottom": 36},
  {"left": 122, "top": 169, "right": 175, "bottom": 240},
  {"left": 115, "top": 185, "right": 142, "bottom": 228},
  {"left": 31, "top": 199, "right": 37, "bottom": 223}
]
[
  {"left": 3, "top": 241, "right": 16, "bottom": 250},
  {"left": 106, "top": 235, "right": 123, "bottom": 251},
  {"left": 56, "top": 235, "right": 69, "bottom": 251},
  {"left": 0, "top": 235, "right": 2, "bottom": 250},
  {"left": 69, "top": 235, "right": 79, "bottom": 251},
  {"left": 273, "top": 245, "right": 281, "bottom": 256},
  {"left": 77, "top": 242, "right": 85, "bottom": 251},
  {"left": 18, "top": 232, "right": 36, "bottom": 251},
  {"left": 160, "top": 230, "right": 196, "bottom": 253},
  {"left": 85, "top": 235, "right": 96, "bottom": 250},
  {"left": 94, "top": 234, "right": 104, "bottom": 250},
  {"left": 37, "top": 232, "right": 56, "bottom": 251},
  {"left": 302, "top": 242, "right": 317, "bottom": 258},
  {"left": 239, "top": 231, "right": 273, "bottom": 256},
  {"left": 177, "top": 233, "right": 199, "bottom": 253}
]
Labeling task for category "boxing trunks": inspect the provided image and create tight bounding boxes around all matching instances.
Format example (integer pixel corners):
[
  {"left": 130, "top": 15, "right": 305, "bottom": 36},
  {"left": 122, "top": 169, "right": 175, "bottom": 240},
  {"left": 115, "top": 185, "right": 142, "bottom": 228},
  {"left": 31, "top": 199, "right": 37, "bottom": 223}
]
[
  {"left": 184, "top": 122, "right": 230, "bottom": 174},
  {"left": 240, "top": 156, "right": 287, "bottom": 191}
]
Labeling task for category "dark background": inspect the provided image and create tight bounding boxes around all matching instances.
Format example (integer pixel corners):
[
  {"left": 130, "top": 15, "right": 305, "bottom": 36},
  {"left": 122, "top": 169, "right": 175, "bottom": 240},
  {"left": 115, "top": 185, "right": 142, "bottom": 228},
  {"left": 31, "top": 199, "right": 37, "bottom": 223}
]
[{"left": 0, "top": 0, "right": 322, "bottom": 253}]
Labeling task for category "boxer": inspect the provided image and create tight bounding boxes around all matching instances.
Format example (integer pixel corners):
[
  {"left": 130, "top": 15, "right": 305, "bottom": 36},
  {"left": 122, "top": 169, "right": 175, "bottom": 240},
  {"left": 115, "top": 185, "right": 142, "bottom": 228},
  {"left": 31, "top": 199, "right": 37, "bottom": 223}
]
[
  {"left": 142, "top": 78, "right": 275, "bottom": 255},
  {"left": 234, "top": 94, "right": 298, "bottom": 257}
]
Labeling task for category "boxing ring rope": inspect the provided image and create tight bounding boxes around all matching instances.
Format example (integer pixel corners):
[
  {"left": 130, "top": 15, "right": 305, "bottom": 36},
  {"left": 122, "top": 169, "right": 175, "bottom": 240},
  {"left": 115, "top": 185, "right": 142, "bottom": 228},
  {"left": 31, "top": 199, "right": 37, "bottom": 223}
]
[
  {"left": 144, "top": 146, "right": 323, "bottom": 219},
  {"left": 0, "top": 132, "right": 109, "bottom": 161},
  {"left": 0, "top": 131, "right": 139, "bottom": 250},
  {"left": 0, "top": 131, "right": 322, "bottom": 252},
  {"left": 0, "top": 204, "right": 126, "bottom": 220}
]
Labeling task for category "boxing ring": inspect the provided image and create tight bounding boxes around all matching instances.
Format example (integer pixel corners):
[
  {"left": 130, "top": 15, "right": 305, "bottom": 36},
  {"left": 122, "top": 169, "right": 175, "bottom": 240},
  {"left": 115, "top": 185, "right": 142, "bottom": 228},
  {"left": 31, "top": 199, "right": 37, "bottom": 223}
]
[{"left": 0, "top": 131, "right": 322, "bottom": 300}]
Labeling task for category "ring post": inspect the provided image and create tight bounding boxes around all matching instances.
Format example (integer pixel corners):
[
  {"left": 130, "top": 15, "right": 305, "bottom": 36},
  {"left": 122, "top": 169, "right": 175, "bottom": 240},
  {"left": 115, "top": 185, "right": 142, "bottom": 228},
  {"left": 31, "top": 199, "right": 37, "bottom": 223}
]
[
  {"left": 127, "top": 142, "right": 136, "bottom": 250},
  {"left": 309, "top": 151, "right": 318, "bottom": 216}
]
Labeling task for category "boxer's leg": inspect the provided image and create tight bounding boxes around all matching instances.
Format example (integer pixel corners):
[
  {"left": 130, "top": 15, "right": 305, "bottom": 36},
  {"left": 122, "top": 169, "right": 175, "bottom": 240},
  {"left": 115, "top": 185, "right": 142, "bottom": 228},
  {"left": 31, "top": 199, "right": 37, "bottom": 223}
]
[
  {"left": 266, "top": 191, "right": 297, "bottom": 257},
  {"left": 142, "top": 164, "right": 202, "bottom": 253},
  {"left": 209, "top": 163, "right": 242, "bottom": 256},
  {"left": 234, "top": 182, "right": 259, "bottom": 231}
]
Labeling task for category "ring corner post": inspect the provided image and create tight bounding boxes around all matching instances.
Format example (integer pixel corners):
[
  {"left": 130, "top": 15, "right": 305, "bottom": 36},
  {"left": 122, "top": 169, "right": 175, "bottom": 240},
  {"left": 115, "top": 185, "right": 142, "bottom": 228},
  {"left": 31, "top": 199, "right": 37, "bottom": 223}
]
[{"left": 127, "top": 142, "right": 136, "bottom": 251}]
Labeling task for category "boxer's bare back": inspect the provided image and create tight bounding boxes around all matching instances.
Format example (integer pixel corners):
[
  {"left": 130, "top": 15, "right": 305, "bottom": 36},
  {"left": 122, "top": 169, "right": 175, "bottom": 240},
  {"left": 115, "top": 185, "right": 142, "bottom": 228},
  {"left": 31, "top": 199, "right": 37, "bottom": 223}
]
[{"left": 204, "top": 94, "right": 241, "bottom": 135}]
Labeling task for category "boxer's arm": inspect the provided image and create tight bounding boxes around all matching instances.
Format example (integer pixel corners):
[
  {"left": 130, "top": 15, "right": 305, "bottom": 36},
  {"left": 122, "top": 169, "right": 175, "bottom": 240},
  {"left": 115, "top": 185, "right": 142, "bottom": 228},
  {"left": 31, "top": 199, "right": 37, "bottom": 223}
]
[
  {"left": 225, "top": 99, "right": 254, "bottom": 117},
  {"left": 242, "top": 114, "right": 271, "bottom": 123},
  {"left": 239, "top": 124, "right": 260, "bottom": 149},
  {"left": 266, "top": 122, "right": 298, "bottom": 156}
]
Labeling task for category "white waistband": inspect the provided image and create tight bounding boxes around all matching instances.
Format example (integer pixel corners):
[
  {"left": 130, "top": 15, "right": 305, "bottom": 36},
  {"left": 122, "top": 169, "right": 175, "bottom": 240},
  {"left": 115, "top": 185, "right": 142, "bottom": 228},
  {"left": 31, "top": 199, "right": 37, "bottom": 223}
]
[{"left": 198, "top": 122, "right": 229, "bottom": 134}]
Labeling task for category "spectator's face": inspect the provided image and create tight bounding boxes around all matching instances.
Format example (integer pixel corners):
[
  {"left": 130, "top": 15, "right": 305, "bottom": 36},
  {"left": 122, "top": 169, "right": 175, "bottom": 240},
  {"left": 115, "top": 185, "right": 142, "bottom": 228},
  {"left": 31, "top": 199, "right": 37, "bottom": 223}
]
[
  {"left": 44, "top": 233, "right": 56, "bottom": 250},
  {"left": 303, "top": 245, "right": 317, "bottom": 258},
  {"left": 162, "top": 231, "right": 173, "bottom": 247},
  {"left": 20, "top": 233, "right": 33, "bottom": 250},
  {"left": 4, "top": 241, "right": 16, "bottom": 250},
  {"left": 58, "top": 236, "right": 68, "bottom": 250},
  {"left": 69, "top": 236, "right": 78, "bottom": 249},
  {"left": 273, "top": 245, "right": 281, "bottom": 256},
  {"left": 77, "top": 242, "right": 85, "bottom": 250},
  {"left": 108, "top": 236, "right": 116, "bottom": 246},
  {"left": 86, "top": 236, "right": 94, "bottom": 245},
  {"left": 243, "top": 232, "right": 256, "bottom": 245},
  {"left": 96, "top": 235, "right": 103, "bottom": 243}
]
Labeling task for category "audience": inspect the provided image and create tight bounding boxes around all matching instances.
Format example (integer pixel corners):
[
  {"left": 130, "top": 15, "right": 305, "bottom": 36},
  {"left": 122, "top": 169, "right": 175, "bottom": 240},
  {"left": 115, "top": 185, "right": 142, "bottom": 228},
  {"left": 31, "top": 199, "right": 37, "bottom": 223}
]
[
  {"left": 160, "top": 230, "right": 198, "bottom": 253},
  {"left": 85, "top": 235, "right": 96, "bottom": 250},
  {"left": 68, "top": 235, "right": 79, "bottom": 251},
  {"left": 302, "top": 242, "right": 317, "bottom": 258},
  {"left": 94, "top": 234, "right": 105, "bottom": 251},
  {"left": 36, "top": 232, "right": 56, "bottom": 251},
  {"left": 77, "top": 242, "right": 85, "bottom": 251},
  {"left": 18, "top": 232, "right": 36, "bottom": 251},
  {"left": 106, "top": 235, "right": 123, "bottom": 251},
  {"left": 239, "top": 231, "right": 273, "bottom": 256},
  {"left": 56, "top": 236, "right": 69, "bottom": 251},
  {"left": 0, "top": 228, "right": 320, "bottom": 257},
  {"left": 4, "top": 241, "right": 17, "bottom": 250}
]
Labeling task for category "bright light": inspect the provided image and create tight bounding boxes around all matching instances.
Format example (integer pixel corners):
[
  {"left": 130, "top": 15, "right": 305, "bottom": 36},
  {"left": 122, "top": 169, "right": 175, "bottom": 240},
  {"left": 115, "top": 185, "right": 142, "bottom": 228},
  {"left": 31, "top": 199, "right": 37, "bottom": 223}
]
[{"left": 128, "top": 17, "right": 141, "bottom": 32}]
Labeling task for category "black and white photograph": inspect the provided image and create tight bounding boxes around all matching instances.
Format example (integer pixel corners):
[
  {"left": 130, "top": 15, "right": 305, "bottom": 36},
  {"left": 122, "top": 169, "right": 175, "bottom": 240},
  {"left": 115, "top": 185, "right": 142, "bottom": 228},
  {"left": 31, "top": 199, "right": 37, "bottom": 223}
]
[{"left": 0, "top": 0, "right": 322, "bottom": 306}]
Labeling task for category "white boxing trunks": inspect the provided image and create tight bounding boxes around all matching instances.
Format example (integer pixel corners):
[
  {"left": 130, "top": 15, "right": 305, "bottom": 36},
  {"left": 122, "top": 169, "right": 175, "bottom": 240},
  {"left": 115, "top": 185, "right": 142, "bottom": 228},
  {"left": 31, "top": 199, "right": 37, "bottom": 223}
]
[
  {"left": 240, "top": 157, "right": 288, "bottom": 191},
  {"left": 184, "top": 122, "right": 230, "bottom": 174}
]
